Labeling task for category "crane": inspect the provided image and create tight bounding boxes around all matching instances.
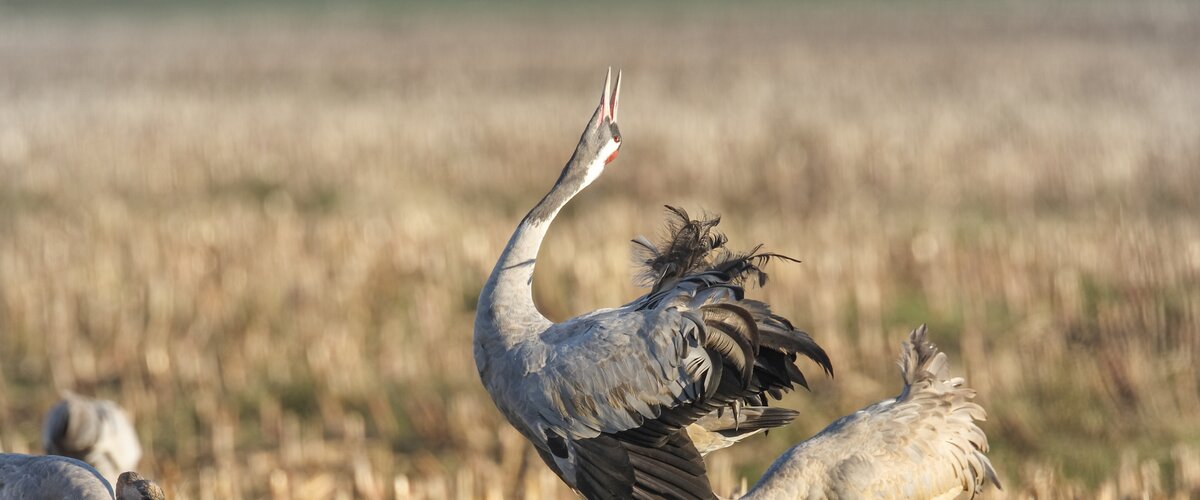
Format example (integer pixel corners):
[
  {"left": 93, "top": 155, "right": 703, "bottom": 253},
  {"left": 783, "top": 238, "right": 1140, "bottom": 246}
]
[
  {"left": 0, "top": 454, "right": 163, "bottom": 500},
  {"left": 42, "top": 392, "right": 143, "bottom": 486},
  {"left": 742, "top": 325, "right": 1000, "bottom": 499},
  {"left": 474, "top": 69, "right": 832, "bottom": 500}
]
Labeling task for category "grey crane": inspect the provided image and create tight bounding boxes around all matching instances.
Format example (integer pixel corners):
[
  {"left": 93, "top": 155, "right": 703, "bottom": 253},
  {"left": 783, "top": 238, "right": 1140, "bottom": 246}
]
[
  {"left": 0, "top": 454, "right": 164, "bottom": 500},
  {"left": 474, "top": 69, "right": 832, "bottom": 500},
  {"left": 42, "top": 392, "right": 143, "bottom": 486},
  {"left": 743, "top": 325, "right": 1000, "bottom": 499},
  {"left": 0, "top": 454, "right": 113, "bottom": 500}
]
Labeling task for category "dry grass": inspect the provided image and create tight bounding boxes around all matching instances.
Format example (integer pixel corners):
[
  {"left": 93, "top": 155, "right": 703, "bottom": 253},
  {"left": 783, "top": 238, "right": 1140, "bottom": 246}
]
[{"left": 1, "top": 2, "right": 1199, "bottom": 498}]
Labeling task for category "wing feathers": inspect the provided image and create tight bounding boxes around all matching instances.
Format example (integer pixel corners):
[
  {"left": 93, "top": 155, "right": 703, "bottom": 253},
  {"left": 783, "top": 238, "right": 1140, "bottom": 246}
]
[
  {"left": 544, "top": 207, "right": 838, "bottom": 499},
  {"left": 689, "top": 406, "right": 801, "bottom": 453},
  {"left": 575, "top": 431, "right": 715, "bottom": 500},
  {"left": 575, "top": 436, "right": 635, "bottom": 500}
]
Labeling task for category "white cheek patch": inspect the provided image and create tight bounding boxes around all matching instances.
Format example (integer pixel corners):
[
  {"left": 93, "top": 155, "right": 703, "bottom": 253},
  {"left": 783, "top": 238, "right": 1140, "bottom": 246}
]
[{"left": 582, "top": 140, "right": 621, "bottom": 188}]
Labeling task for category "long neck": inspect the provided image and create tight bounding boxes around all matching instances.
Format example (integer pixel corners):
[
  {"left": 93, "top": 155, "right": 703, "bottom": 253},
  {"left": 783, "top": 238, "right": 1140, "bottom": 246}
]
[{"left": 476, "top": 156, "right": 593, "bottom": 345}]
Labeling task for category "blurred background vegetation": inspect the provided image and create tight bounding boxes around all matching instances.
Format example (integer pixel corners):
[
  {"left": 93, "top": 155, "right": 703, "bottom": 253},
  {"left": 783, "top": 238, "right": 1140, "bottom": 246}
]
[{"left": 1, "top": 1, "right": 1198, "bottom": 498}]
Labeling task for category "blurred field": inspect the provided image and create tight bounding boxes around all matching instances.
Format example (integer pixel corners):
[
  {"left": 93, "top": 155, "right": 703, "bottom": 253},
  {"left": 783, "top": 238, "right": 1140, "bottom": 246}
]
[{"left": 1, "top": 2, "right": 1199, "bottom": 498}]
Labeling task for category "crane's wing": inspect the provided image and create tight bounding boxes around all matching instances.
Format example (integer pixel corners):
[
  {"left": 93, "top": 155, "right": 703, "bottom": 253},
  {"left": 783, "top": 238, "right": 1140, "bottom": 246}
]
[
  {"left": 745, "top": 325, "right": 1001, "bottom": 499},
  {"left": 522, "top": 207, "right": 832, "bottom": 500},
  {"left": 687, "top": 406, "right": 800, "bottom": 456}
]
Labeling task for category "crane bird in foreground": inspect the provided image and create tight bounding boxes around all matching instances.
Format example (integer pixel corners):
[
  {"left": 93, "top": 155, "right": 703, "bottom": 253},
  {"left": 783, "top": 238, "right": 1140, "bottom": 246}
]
[
  {"left": 742, "top": 325, "right": 1000, "bottom": 499},
  {"left": 474, "top": 69, "right": 832, "bottom": 499},
  {"left": 475, "top": 69, "right": 1000, "bottom": 499},
  {"left": 0, "top": 454, "right": 164, "bottom": 500},
  {"left": 42, "top": 392, "right": 143, "bottom": 486}
]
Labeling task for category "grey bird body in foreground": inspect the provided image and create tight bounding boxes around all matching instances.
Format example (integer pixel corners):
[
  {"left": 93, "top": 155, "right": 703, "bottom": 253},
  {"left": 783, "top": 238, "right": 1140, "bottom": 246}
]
[
  {"left": 0, "top": 454, "right": 166, "bottom": 500},
  {"left": 743, "top": 325, "right": 1000, "bottom": 499},
  {"left": 0, "top": 453, "right": 114, "bottom": 500},
  {"left": 42, "top": 392, "right": 143, "bottom": 485},
  {"left": 474, "top": 70, "right": 831, "bottom": 500}
]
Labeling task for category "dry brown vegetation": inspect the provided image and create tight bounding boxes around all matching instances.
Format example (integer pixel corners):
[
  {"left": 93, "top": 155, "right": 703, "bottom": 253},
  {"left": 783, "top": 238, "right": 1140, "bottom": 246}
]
[{"left": 1, "top": 2, "right": 1199, "bottom": 498}]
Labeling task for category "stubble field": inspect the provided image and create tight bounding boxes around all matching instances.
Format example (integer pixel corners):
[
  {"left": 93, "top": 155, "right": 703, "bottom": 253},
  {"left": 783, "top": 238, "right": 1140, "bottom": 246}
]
[{"left": 1, "top": 2, "right": 1199, "bottom": 498}]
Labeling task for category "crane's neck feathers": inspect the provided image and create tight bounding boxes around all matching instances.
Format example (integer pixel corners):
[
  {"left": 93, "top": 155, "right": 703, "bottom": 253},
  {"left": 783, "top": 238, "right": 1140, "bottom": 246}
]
[
  {"left": 477, "top": 70, "right": 621, "bottom": 347},
  {"left": 478, "top": 139, "right": 617, "bottom": 342}
]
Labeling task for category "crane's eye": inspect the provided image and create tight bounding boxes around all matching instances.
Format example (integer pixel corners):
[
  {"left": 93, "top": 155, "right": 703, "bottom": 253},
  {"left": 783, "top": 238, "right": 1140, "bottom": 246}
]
[{"left": 613, "top": 135, "right": 621, "bottom": 143}]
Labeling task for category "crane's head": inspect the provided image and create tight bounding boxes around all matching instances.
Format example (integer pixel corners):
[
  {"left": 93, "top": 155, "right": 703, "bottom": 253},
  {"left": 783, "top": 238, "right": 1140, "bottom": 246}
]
[{"left": 565, "top": 68, "right": 622, "bottom": 189}]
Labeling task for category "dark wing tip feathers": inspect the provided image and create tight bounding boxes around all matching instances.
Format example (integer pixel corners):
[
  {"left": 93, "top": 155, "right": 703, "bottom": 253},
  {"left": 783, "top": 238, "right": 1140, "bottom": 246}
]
[
  {"left": 633, "top": 205, "right": 803, "bottom": 292},
  {"left": 574, "top": 206, "right": 832, "bottom": 500},
  {"left": 633, "top": 206, "right": 727, "bottom": 290},
  {"left": 576, "top": 432, "right": 716, "bottom": 500},
  {"left": 632, "top": 205, "right": 833, "bottom": 397}
]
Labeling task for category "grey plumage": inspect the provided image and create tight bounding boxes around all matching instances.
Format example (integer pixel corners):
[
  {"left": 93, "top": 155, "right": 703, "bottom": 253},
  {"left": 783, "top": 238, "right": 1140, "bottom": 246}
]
[
  {"left": 474, "top": 70, "right": 830, "bottom": 500},
  {"left": 42, "top": 392, "right": 143, "bottom": 485},
  {"left": 743, "top": 325, "right": 1001, "bottom": 499},
  {"left": 0, "top": 453, "right": 115, "bottom": 500},
  {"left": 0, "top": 454, "right": 166, "bottom": 500}
]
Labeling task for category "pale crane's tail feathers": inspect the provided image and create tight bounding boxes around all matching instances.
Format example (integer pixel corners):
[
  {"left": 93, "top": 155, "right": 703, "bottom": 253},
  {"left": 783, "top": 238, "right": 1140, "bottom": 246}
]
[
  {"left": 900, "top": 324, "right": 1003, "bottom": 494},
  {"left": 742, "top": 326, "right": 1000, "bottom": 499},
  {"left": 899, "top": 323, "right": 950, "bottom": 387}
]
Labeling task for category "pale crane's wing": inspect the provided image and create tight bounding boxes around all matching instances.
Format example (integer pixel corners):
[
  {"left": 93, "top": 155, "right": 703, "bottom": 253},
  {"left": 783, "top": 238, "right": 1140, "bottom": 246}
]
[
  {"left": 746, "top": 325, "right": 1000, "bottom": 499},
  {"left": 522, "top": 207, "right": 832, "bottom": 500}
]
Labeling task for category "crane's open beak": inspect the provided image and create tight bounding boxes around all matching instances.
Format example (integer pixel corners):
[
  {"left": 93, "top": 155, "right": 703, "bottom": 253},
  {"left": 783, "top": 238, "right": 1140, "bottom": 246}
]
[{"left": 600, "top": 67, "right": 621, "bottom": 124}]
